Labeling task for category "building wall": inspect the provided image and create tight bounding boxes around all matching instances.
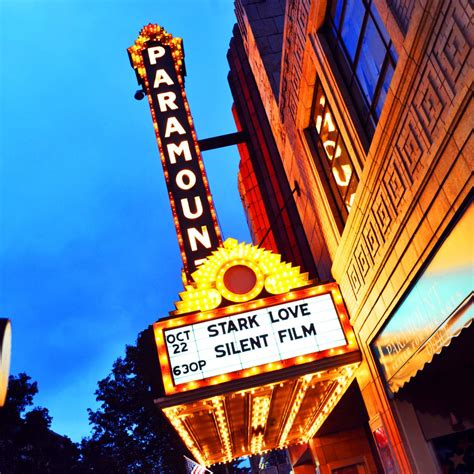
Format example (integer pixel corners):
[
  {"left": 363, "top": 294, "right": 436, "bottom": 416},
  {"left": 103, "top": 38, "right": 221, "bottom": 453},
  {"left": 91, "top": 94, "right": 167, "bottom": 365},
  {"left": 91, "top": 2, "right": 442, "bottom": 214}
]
[
  {"left": 237, "top": 128, "right": 279, "bottom": 251},
  {"left": 230, "top": 0, "right": 473, "bottom": 471},
  {"left": 228, "top": 25, "right": 319, "bottom": 279},
  {"left": 309, "top": 427, "right": 380, "bottom": 474}
]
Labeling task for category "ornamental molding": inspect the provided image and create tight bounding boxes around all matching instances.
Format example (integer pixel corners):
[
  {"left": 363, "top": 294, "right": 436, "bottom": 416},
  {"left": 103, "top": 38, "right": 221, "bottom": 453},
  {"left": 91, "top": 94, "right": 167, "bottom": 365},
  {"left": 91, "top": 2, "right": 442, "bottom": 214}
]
[{"left": 173, "top": 238, "right": 313, "bottom": 315}]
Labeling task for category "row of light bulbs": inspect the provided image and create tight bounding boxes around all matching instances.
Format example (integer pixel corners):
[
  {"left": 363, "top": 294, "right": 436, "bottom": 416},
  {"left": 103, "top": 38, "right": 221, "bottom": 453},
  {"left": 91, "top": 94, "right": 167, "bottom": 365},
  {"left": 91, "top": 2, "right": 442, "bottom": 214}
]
[
  {"left": 174, "top": 238, "right": 311, "bottom": 314},
  {"left": 156, "top": 283, "right": 356, "bottom": 395},
  {"left": 278, "top": 374, "right": 313, "bottom": 446},
  {"left": 303, "top": 364, "right": 358, "bottom": 441},
  {"left": 163, "top": 362, "right": 359, "bottom": 466},
  {"left": 212, "top": 397, "right": 233, "bottom": 462},
  {"left": 164, "top": 406, "right": 207, "bottom": 466}
]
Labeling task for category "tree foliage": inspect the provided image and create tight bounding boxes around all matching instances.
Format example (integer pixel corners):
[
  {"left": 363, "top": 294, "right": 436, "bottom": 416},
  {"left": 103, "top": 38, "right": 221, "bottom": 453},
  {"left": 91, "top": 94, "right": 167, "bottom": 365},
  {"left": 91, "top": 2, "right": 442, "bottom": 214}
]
[
  {"left": 1, "top": 333, "right": 271, "bottom": 473},
  {"left": 0, "top": 373, "right": 81, "bottom": 473},
  {"left": 80, "top": 330, "right": 190, "bottom": 473}
]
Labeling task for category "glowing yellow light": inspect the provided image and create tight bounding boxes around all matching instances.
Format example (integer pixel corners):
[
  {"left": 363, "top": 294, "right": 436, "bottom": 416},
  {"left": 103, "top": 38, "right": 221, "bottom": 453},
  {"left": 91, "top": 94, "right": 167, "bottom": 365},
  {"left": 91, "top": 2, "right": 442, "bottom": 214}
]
[
  {"left": 303, "top": 363, "right": 360, "bottom": 441},
  {"left": 250, "top": 433, "right": 265, "bottom": 454},
  {"left": 172, "top": 238, "right": 313, "bottom": 314},
  {"left": 212, "top": 398, "right": 232, "bottom": 460},
  {"left": 279, "top": 375, "right": 312, "bottom": 446},
  {"left": 251, "top": 395, "right": 271, "bottom": 429}
]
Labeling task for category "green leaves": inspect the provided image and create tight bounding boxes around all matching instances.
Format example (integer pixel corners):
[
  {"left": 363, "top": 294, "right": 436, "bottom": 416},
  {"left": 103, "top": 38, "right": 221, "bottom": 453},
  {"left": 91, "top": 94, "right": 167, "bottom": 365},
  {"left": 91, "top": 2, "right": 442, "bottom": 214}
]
[
  {"left": 80, "top": 330, "right": 190, "bottom": 473},
  {"left": 0, "top": 331, "right": 190, "bottom": 473},
  {"left": 0, "top": 373, "right": 81, "bottom": 473}
]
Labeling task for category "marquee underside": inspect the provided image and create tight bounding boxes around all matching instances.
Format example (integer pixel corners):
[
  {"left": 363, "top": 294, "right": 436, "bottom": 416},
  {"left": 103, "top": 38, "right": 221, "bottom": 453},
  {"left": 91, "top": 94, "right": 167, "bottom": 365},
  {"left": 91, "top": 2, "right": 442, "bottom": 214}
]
[{"left": 156, "top": 353, "right": 360, "bottom": 467}]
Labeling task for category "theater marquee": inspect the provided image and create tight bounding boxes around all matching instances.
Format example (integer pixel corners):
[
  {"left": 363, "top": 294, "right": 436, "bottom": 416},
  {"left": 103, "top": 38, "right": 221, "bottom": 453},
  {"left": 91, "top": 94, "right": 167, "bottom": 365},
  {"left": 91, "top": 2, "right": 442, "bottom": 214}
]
[
  {"left": 155, "top": 286, "right": 352, "bottom": 392},
  {"left": 149, "top": 238, "right": 357, "bottom": 397},
  {"left": 151, "top": 239, "right": 360, "bottom": 466}
]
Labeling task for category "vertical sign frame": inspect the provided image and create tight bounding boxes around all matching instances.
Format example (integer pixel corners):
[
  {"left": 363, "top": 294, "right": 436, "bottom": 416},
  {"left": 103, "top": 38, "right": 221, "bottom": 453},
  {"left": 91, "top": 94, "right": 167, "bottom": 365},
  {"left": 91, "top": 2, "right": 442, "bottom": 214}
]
[{"left": 128, "top": 26, "right": 222, "bottom": 282}]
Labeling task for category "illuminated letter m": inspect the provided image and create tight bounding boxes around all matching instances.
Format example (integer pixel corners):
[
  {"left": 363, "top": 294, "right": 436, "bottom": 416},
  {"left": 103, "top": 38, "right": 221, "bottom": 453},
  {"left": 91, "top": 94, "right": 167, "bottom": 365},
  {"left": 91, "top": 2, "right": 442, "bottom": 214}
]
[{"left": 167, "top": 141, "right": 192, "bottom": 164}]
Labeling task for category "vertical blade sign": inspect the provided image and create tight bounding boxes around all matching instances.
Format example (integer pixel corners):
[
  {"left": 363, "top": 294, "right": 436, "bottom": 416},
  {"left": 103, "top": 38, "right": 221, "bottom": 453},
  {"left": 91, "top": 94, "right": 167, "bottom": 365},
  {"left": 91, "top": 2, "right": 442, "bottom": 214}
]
[{"left": 128, "top": 25, "right": 222, "bottom": 282}]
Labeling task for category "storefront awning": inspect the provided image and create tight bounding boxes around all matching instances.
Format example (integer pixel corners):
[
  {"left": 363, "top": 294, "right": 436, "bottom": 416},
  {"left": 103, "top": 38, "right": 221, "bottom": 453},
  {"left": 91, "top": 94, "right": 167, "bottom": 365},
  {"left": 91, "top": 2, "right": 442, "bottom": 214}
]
[
  {"left": 372, "top": 203, "right": 473, "bottom": 393},
  {"left": 376, "top": 295, "right": 472, "bottom": 393}
]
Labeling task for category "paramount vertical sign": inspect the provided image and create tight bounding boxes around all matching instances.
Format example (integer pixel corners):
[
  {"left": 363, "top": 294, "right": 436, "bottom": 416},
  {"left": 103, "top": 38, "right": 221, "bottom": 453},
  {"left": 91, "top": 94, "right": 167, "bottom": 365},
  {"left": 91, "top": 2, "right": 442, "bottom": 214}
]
[
  {"left": 127, "top": 27, "right": 362, "bottom": 468},
  {"left": 128, "top": 25, "right": 222, "bottom": 281}
]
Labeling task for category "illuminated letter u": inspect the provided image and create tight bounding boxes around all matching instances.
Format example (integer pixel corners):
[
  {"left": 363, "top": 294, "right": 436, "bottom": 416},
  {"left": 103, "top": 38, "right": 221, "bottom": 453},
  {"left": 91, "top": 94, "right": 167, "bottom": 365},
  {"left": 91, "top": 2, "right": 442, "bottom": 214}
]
[{"left": 181, "top": 196, "right": 203, "bottom": 219}]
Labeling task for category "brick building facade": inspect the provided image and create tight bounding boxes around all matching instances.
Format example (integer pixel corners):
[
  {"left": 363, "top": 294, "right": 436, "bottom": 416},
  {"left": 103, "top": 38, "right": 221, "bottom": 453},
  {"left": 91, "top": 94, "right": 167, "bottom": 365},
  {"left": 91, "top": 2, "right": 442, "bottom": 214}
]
[{"left": 228, "top": 0, "right": 473, "bottom": 472}]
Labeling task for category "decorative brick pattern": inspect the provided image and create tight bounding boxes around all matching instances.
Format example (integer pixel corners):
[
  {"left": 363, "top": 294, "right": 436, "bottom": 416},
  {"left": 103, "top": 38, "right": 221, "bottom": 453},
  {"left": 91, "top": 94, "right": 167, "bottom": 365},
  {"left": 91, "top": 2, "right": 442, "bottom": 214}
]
[
  {"left": 373, "top": 186, "right": 394, "bottom": 236},
  {"left": 343, "top": 0, "right": 473, "bottom": 300},
  {"left": 412, "top": 61, "right": 447, "bottom": 140},
  {"left": 396, "top": 109, "right": 427, "bottom": 177},
  {"left": 348, "top": 259, "right": 363, "bottom": 294},
  {"left": 387, "top": 0, "right": 415, "bottom": 35},
  {"left": 356, "top": 240, "right": 371, "bottom": 279},
  {"left": 280, "top": 0, "right": 310, "bottom": 123},
  {"left": 432, "top": 3, "right": 473, "bottom": 91},
  {"left": 383, "top": 155, "right": 407, "bottom": 210},
  {"left": 363, "top": 218, "right": 381, "bottom": 260}
]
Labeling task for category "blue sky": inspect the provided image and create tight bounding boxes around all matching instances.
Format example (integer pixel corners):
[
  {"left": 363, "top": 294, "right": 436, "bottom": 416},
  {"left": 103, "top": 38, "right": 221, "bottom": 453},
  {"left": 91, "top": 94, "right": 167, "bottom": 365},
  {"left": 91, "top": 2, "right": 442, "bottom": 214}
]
[{"left": 0, "top": 0, "right": 249, "bottom": 442}]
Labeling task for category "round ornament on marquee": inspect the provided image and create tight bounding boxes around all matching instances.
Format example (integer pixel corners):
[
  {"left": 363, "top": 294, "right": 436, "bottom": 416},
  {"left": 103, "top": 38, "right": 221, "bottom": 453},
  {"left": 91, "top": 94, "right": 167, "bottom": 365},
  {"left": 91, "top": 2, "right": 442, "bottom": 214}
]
[
  {"left": 216, "top": 260, "right": 264, "bottom": 303},
  {"left": 173, "top": 238, "right": 313, "bottom": 314}
]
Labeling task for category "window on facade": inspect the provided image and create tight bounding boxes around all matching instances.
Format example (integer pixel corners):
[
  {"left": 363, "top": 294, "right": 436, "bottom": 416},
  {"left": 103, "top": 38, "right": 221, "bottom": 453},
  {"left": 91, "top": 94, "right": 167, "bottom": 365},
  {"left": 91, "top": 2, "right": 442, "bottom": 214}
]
[
  {"left": 325, "top": 0, "right": 397, "bottom": 146},
  {"left": 306, "top": 81, "right": 359, "bottom": 227}
]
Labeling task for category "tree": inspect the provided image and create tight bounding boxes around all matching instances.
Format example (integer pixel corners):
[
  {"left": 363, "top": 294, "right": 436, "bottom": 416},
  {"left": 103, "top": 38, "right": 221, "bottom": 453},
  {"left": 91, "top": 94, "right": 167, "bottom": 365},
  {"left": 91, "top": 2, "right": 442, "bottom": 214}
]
[
  {"left": 0, "top": 373, "right": 81, "bottom": 473},
  {"left": 80, "top": 329, "right": 190, "bottom": 473}
]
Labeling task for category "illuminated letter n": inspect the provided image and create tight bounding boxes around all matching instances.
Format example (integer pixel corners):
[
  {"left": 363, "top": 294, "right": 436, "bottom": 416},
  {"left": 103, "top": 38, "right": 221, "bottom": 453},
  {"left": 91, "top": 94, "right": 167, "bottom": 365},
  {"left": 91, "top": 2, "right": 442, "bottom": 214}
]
[{"left": 188, "top": 226, "right": 211, "bottom": 251}]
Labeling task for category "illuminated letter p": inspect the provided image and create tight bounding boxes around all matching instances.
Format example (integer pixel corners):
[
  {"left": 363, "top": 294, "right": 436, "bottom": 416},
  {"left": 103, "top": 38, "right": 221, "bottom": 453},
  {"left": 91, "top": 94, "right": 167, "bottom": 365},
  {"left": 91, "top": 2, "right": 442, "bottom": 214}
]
[{"left": 148, "top": 46, "right": 165, "bottom": 65}]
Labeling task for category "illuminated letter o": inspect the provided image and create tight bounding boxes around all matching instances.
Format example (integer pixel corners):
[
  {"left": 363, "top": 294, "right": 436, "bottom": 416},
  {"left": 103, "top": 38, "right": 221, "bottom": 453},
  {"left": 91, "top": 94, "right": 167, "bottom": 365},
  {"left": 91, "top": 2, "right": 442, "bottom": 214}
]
[{"left": 176, "top": 169, "right": 196, "bottom": 190}]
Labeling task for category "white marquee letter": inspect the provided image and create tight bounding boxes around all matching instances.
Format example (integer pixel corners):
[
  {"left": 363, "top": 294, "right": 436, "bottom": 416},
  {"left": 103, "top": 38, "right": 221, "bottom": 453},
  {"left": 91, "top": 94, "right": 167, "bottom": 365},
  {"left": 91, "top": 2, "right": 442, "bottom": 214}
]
[
  {"left": 153, "top": 69, "right": 174, "bottom": 88},
  {"left": 157, "top": 92, "right": 178, "bottom": 112},
  {"left": 181, "top": 197, "right": 203, "bottom": 219},
  {"left": 167, "top": 141, "right": 192, "bottom": 164},
  {"left": 176, "top": 169, "right": 196, "bottom": 190},
  {"left": 148, "top": 46, "right": 165, "bottom": 65},
  {"left": 332, "top": 164, "right": 352, "bottom": 187},
  {"left": 164, "top": 117, "right": 186, "bottom": 137},
  {"left": 188, "top": 226, "right": 212, "bottom": 251}
]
